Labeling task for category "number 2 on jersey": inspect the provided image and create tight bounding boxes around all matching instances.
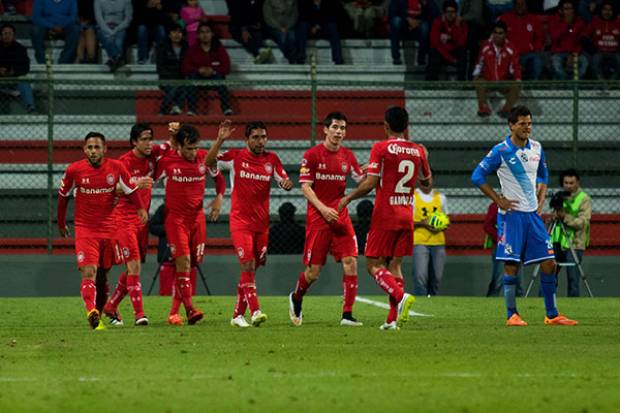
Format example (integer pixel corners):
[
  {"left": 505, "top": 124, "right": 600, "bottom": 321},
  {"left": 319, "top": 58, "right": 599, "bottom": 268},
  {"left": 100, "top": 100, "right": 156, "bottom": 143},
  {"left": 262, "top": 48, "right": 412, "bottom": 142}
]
[{"left": 395, "top": 160, "right": 415, "bottom": 194}]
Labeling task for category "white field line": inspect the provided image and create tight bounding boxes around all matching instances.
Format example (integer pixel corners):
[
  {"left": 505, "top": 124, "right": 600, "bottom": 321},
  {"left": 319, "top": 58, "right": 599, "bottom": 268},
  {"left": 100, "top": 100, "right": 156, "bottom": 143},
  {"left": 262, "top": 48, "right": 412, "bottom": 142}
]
[{"left": 355, "top": 296, "right": 433, "bottom": 317}]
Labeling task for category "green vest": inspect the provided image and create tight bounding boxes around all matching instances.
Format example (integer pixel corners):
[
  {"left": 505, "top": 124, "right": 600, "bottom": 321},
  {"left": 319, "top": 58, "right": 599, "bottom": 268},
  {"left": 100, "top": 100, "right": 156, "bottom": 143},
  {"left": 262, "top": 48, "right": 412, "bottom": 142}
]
[{"left": 551, "top": 191, "right": 589, "bottom": 249}]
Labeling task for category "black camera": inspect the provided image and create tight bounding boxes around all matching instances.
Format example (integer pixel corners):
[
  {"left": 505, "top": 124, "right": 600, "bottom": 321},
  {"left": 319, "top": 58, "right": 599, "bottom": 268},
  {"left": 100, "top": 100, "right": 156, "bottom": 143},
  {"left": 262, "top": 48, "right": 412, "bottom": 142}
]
[{"left": 549, "top": 190, "right": 571, "bottom": 211}]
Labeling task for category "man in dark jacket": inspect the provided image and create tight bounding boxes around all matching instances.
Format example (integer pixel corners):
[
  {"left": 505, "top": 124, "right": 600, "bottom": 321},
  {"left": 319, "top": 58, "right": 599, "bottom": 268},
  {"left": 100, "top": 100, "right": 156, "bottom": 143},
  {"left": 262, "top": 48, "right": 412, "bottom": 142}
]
[
  {"left": 227, "top": 0, "right": 273, "bottom": 63},
  {"left": 156, "top": 23, "right": 188, "bottom": 114},
  {"left": 296, "top": 0, "right": 344, "bottom": 64},
  {"left": 0, "top": 24, "right": 35, "bottom": 113}
]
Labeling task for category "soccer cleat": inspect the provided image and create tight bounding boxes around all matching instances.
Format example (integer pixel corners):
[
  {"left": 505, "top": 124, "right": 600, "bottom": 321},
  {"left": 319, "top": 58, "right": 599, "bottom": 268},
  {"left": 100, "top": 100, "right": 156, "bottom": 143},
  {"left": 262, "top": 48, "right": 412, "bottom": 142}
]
[
  {"left": 396, "top": 293, "right": 415, "bottom": 327},
  {"left": 288, "top": 292, "right": 303, "bottom": 326},
  {"left": 103, "top": 304, "right": 123, "bottom": 326},
  {"left": 135, "top": 316, "right": 149, "bottom": 326},
  {"left": 506, "top": 313, "right": 528, "bottom": 326},
  {"left": 230, "top": 315, "right": 251, "bottom": 328},
  {"left": 187, "top": 309, "right": 204, "bottom": 325},
  {"left": 87, "top": 309, "right": 101, "bottom": 330},
  {"left": 94, "top": 320, "right": 106, "bottom": 331},
  {"left": 544, "top": 314, "right": 578, "bottom": 326},
  {"left": 340, "top": 315, "right": 363, "bottom": 327},
  {"left": 250, "top": 310, "right": 268, "bottom": 327},
  {"left": 167, "top": 314, "right": 183, "bottom": 326},
  {"left": 379, "top": 321, "right": 399, "bottom": 331}
]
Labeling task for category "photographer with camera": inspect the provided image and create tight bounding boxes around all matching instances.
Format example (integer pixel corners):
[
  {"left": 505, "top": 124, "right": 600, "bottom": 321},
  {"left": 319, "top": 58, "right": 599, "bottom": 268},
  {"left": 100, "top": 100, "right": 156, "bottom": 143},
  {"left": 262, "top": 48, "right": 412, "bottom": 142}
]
[{"left": 550, "top": 169, "right": 592, "bottom": 297}]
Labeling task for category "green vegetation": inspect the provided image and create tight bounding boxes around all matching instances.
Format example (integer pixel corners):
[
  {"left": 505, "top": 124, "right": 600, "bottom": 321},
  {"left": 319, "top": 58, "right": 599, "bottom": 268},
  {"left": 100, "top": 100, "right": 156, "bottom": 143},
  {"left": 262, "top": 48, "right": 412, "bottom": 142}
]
[{"left": 1, "top": 296, "right": 618, "bottom": 412}]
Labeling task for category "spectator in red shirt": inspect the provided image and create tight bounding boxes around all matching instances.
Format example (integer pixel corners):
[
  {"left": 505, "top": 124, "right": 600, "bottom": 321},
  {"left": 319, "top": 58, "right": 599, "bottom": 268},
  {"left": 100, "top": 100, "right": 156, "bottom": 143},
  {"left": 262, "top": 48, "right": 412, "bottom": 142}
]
[
  {"left": 499, "top": 0, "right": 545, "bottom": 80},
  {"left": 549, "top": 0, "right": 589, "bottom": 79},
  {"left": 426, "top": 0, "right": 468, "bottom": 80},
  {"left": 585, "top": 0, "right": 620, "bottom": 80},
  {"left": 472, "top": 20, "right": 521, "bottom": 118},
  {"left": 181, "top": 21, "right": 233, "bottom": 116}
]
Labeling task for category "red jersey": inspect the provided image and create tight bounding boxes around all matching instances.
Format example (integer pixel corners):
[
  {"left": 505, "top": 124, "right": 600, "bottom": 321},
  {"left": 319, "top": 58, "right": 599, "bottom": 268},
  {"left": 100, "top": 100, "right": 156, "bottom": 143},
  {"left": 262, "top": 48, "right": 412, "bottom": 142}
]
[
  {"left": 549, "top": 14, "right": 586, "bottom": 53},
  {"left": 473, "top": 39, "right": 522, "bottom": 81},
  {"left": 367, "top": 137, "right": 431, "bottom": 231},
  {"left": 58, "top": 158, "right": 140, "bottom": 239},
  {"left": 217, "top": 148, "right": 289, "bottom": 232},
  {"left": 429, "top": 16, "right": 468, "bottom": 64},
  {"left": 155, "top": 149, "right": 218, "bottom": 220},
  {"left": 113, "top": 150, "right": 156, "bottom": 228},
  {"left": 498, "top": 11, "right": 544, "bottom": 56},
  {"left": 587, "top": 16, "right": 620, "bottom": 53},
  {"left": 299, "top": 144, "right": 364, "bottom": 231}
]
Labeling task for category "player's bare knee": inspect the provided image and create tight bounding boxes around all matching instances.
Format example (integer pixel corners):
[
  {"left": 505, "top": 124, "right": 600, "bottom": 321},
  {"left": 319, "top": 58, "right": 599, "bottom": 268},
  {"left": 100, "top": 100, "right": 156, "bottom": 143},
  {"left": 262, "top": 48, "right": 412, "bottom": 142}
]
[
  {"left": 342, "top": 256, "right": 357, "bottom": 275},
  {"left": 79, "top": 265, "right": 97, "bottom": 280},
  {"left": 540, "top": 259, "right": 556, "bottom": 274},
  {"left": 240, "top": 260, "right": 255, "bottom": 272},
  {"left": 504, "top": 262, "right": 519, "bottom": 276},
  {"left": 175, "top": 256, "right": 191, "bottom": 272},
  {"left": 305, "top": 266, "right": 321, "bottom": 282},
  {"left": 126, "top": 260, "right": 141, "bottom": 275}
]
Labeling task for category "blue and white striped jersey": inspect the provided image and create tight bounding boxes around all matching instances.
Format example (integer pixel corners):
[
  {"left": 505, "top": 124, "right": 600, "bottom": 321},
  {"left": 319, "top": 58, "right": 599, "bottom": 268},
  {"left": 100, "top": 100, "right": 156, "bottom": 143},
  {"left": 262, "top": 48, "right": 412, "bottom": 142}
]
[{"left": 471, "top": 136, "right": 548, "bottom": 213}]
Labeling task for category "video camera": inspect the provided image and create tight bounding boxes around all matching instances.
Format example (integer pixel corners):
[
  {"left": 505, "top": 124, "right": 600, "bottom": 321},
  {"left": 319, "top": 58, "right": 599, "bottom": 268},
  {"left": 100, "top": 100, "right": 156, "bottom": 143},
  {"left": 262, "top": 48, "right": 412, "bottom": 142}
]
[{"left": 549, "top": 190, "right": 571, "bottom": 211}]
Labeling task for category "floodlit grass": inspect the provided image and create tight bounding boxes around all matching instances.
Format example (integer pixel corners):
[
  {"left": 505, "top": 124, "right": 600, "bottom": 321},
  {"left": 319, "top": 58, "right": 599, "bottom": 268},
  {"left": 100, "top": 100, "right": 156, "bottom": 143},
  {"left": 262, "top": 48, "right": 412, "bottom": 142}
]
[{"left": 0, "top": 295, "right": 618, "bottom": 413}]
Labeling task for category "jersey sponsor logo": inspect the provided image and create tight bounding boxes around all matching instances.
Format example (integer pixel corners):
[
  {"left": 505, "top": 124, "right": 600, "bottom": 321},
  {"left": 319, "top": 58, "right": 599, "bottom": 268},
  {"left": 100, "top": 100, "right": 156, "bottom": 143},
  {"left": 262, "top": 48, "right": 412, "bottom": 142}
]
[
  {"left": 389, "top": 195, "right": 414, "bottom": 206},
  {"left": 341, "top": 162, "right": 348, "bottom": 173},
  {"left": 240, "top": 170, "right": 270, "bottom": 182},
  {"left": 198, "top": 164, "right": 206, "bottom": 175},
  {"left": 77, "top": 251, "right": 85, "bottom": 263},
  {"left": 318, "top": 163, "right": 327, "bottom": 169},
  {"left": 508, "top": 157, "right": 517, "bottom": 165},
  {"left": 170, "top": 175, "right": 206, "bottom": 183},
  {"left": 79, "top": 186, "right": 115, "bottom": 194},
  {"left": 387, "top": 143, "right": 420, "bottom": 156},
  {"left": 242, "top": 162, "right": 250, "bottom": 169},
  {"left": 315, "top": 172, "right": 346, "bottom": 181},
  {"left": 106, "top": 174, "right": 115, "bottom": 185},
  {"left": 264, "top": 162, "right": 273, "bottom": 174}
]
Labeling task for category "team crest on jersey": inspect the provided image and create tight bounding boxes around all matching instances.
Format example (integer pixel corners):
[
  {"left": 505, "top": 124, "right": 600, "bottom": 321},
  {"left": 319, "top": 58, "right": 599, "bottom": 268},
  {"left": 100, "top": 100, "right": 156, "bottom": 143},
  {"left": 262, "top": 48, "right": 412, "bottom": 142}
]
[
  {"left": 526, "top": 24, "right": 532, "bottom": 32},
  {"left": 106, "top": 174, "right": 114, "bottom": 185},
  {"left": 122, "top": 247, "right": 130, "bottom": 258},
  {"left": 341, "top": 162, "right": 348, "bottom": 173},
  {"left": 199, "top": 164, "right": 206, "bottom": 174},
  {"left": 301, "top": 158, "right": 308, "bottom": 166},
  {"left": 77, "top": 251, "right": 85, "bottom": 263},
  {"left": 264, "top": 163, "right": 273, "bottom": 174},
  {"left": 237, "top": 247, "right": 245, "bottom": 258}
]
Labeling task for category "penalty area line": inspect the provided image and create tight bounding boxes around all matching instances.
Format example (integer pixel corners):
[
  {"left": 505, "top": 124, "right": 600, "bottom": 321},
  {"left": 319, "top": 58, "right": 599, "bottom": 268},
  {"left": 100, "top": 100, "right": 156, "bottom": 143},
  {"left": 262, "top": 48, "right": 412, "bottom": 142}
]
[{"left": 355, "top": 296, "right": 433, "bottom": 317}]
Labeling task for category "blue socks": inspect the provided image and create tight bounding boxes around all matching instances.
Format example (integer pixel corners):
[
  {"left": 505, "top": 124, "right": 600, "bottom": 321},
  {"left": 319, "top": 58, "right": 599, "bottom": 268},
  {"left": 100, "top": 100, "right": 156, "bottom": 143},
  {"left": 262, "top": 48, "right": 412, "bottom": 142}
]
[
  {"left": 540, "top": 273, "right": 559, "bottom": 318},
  {"left": 503, "top": 275, "right": 518, "bottom": 318}
]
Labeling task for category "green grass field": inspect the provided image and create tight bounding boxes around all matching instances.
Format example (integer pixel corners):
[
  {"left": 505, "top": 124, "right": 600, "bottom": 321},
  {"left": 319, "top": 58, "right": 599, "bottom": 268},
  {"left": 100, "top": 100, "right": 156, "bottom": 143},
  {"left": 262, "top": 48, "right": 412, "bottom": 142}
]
[{"left": 1, "top": 295, "right": 619, "bottom": 413}]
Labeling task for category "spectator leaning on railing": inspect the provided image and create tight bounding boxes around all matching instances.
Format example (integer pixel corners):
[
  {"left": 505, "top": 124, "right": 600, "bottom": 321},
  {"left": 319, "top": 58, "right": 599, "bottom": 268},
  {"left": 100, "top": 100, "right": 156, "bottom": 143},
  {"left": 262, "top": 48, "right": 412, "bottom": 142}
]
[
  {"left": 584, "top": 0, "right": 620, "bottom": 81},
  {"left": 549, "top": 0, "right": 588, "bottom": 80},
  {"left": 426, "top": 0, "right": 468, "bottom": 80},
  {"left": 0, "top": 23, "right": 36, "bottom": 113},
  {"left": 94, "top": 0, "right": 133, "bottom": 72},
  {"left": 498, "top": 0, "right": 545, "bottom": 80},
  {"left": 473, "top": 20, "right": 521, "bottom": 118},
  {"left": 31, "top": 0, "right": 80, "bottom": 64}
]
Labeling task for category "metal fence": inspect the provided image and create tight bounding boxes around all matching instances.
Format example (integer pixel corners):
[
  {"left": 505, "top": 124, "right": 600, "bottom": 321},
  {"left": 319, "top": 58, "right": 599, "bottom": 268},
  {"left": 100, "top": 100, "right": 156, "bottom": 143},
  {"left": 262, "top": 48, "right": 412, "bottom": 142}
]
[{"left": 1, "top": 74, "right": 619, "bottom": 254}]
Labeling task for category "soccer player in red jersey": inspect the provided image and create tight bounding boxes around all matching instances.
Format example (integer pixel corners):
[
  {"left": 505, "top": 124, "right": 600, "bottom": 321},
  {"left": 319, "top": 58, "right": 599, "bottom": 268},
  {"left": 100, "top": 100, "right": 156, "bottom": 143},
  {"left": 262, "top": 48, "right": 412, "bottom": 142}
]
[
  {"left": 103, "top": 124, "right": 158, "bottom": 326},
  {"left": 155, "top": 124, "right": 227, "bottom": 325},
  {"left": 339, "top": 106, "right": 431, "bottom": 330},
  {"left": 57, "top": 132, "right": 148, "bottom": 329},
  {"left": 206, "top": 121, "right": 293, "bottom": 328},
  {"left": 288, "top": 112, "right": 365, "bottom": 327}
]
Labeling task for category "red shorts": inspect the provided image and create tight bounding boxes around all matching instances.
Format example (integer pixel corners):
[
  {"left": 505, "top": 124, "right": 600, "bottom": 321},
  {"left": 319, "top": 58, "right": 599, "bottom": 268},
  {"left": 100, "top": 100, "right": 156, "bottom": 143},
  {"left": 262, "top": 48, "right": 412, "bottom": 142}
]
[
  {"left": 164, "top": 214, "right": 207, "bottom": 264},
  {"left": 74, "top": 237, "right": 122, "bottom": 269},
  {"left": 231, "top": 229, "right": 269, "bottom": 266},
  {"left": 117, "top": 224, "right": 149, "bottom": 263},
  {"left": 364, "top": 228, "right": 413, "bottom": 259},
  {"left": 303, "top": 226, "right": 358, "bottom": 266}
]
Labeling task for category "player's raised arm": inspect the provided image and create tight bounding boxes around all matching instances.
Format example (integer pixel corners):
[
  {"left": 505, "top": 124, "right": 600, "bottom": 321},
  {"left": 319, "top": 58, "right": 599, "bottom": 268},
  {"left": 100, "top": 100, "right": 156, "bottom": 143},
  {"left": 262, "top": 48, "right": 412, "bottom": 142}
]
[
  {"left": 205, "top": 120, "right": 235, "bottom": 167},
  {"left": 57, "top": 165, "right": 76, "bottom": 238}
]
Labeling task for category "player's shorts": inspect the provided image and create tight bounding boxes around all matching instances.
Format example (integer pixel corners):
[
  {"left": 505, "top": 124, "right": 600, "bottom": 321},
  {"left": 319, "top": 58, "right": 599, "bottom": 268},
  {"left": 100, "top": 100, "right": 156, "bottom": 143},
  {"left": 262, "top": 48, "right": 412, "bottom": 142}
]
[
  {"left": 74, "top": 237, "right": 122, "bottom": 269},
  {"left": 364, "top": 228, "right": 413, "bottom": 259},
  {"left": 116, "top": 224, "right": 149, "bottom": 263},
  {"left": 496, "top": 210, "right": 554, "bottom": 265},
  {"left": 303, "top": 225, "right": 358, "bottom": 266},
  {"left": 231, "top": 229, "right": 269, "bottom": 266},
  {"left": 164, "top": 214, "right": 207, "bottom": 264}
]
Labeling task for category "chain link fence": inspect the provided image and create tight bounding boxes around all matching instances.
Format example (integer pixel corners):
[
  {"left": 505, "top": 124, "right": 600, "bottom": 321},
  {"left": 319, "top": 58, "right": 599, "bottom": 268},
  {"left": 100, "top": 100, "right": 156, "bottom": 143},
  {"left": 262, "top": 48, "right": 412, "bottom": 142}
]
[{"left": 1, "top": 75, "right": 620, "bottom": 254}]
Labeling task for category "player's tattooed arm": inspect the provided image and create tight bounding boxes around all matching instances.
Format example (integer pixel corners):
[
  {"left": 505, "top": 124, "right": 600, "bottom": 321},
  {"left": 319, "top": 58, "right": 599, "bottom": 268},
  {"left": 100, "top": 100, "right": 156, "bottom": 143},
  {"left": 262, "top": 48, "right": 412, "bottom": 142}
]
[
  {"left": 205, "top": 120, "right": 235, "bottom": 167},
  {"left": 337, "top": 175, "right": 379, "bottom": 212}
]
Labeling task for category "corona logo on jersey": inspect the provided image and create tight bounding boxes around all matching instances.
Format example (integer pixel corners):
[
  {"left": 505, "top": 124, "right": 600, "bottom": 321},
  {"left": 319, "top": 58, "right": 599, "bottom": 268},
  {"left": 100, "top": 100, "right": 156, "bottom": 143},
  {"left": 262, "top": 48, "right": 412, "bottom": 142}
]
[{"left": 387, "top": 143, "right": 420, "bottom": 156}]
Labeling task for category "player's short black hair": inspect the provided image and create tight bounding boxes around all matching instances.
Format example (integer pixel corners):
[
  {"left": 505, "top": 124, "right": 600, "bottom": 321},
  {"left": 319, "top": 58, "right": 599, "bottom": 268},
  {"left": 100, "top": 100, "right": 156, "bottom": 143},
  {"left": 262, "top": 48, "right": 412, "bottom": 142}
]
[
  {"left": 1, "top": 23, "right": 16, "bottom": 34},
  {"left": 493, "top": 20, "right": 508, "bottom": 33},
  {"left": 508, "top": 105, "right": 532, "bottom": 124},
  {"left": 323, "top": 112, "right": 348, "bottom": 127},
  {"left": 442, "top": 0, "right": 458, "bottom": 12},
  {"left": 84, "top": 131, "right": 106, "bottom": 143},
  {"left": 177, "top": 125, "right": 200, "bottom": 147},
  {"left": 559, "top": 168, "right": 580, "bottom": 185},
  {"left": 384, "top": 106, "right": 409, "bottom": 133},
  {"left": 129, "top": 123, "right": 153, "bottom": 146},
  {"left": 245, "top": 121, "right": 268, "bottom": 138}
]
